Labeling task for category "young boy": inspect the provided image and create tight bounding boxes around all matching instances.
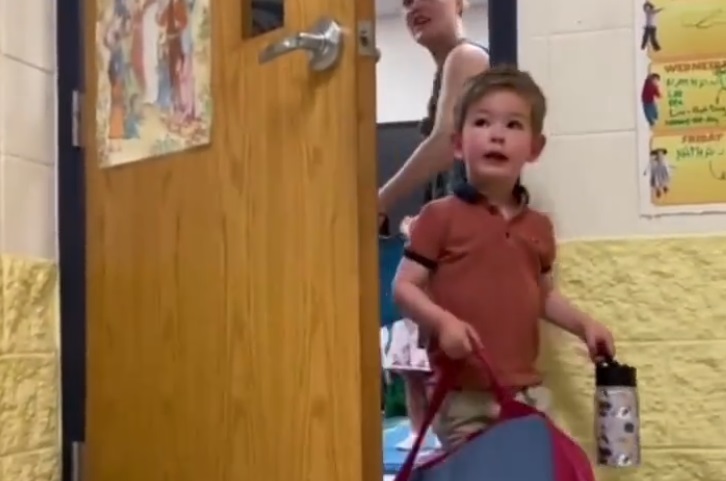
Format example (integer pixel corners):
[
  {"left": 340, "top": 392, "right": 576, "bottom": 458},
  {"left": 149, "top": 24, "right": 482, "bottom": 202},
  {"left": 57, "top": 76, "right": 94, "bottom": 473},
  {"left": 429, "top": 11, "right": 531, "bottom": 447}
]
[{"left": 392, "top": 66, "right": 616, "bottom": 449}]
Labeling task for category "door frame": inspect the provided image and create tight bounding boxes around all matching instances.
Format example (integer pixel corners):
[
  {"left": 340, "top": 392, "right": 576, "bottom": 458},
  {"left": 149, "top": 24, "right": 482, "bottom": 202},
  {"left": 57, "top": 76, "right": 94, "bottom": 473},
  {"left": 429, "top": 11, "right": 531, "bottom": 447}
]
[
  {"left": 55, "top": 2, "right": 518, "bottom": 480},
  {"left": 57, "top": 0, "right": 86, "bottom": 480}
]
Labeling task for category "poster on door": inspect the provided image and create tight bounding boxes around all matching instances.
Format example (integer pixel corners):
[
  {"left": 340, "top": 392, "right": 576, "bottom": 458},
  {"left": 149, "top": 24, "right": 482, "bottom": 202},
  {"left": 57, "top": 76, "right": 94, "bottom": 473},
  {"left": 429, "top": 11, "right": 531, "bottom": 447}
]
[
  {"left": 634, "top": 0, "right": 726, "bottom": 215},
  {"left": 95, "top": 0, "right": 212, "bottom": 168}
]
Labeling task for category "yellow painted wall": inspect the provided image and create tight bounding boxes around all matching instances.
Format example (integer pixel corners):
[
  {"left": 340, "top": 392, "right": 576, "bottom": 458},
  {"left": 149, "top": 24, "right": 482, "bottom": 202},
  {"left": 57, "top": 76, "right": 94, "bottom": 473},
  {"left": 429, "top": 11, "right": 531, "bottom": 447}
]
[
  {"left": 0, "top": 256, "right": 60, "bottom": 480},
  {"left": 544, "top": 237, "right": 726, "bottom": 479}
]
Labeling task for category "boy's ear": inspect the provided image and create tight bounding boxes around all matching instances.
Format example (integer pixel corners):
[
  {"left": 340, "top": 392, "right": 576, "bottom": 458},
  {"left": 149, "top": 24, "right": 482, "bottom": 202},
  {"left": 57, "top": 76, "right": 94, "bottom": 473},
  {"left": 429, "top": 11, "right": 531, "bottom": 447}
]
[
  {"left": 528, "top": 134, "right": 547, "bottom": 163},
  {"left": 452, "top": 132, "right": 464, "bottom": 159}
]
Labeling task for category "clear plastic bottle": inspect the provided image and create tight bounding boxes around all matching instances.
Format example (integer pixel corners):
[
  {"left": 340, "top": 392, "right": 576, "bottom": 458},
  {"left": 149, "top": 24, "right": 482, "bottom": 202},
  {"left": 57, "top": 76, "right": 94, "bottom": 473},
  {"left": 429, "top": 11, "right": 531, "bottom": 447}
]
[{"left": 594, "top": 358, "right": 639, "bottom": 467}]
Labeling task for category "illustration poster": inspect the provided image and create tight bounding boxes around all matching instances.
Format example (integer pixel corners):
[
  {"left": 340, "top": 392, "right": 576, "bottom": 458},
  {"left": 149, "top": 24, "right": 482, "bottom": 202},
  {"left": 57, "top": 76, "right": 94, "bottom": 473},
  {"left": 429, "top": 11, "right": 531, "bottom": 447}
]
[
  {"left": 95, "top": 0, "right": 212, "bottom": 168},
  {"left": 635, "top": 0, "right": 726, "bottom": 215}
]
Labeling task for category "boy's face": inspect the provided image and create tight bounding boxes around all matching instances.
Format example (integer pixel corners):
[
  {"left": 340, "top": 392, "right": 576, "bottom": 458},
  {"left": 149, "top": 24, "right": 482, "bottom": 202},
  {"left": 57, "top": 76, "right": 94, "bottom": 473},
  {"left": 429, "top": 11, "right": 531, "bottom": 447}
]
[{"left": 453, "top": 90, "right": 545, "bottom": 186}]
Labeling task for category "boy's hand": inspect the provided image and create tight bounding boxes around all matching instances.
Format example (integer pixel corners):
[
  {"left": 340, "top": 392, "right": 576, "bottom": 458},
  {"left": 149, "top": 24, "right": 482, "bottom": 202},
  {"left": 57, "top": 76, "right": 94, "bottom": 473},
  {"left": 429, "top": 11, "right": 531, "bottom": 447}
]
[
  {"left": 437, "top": 316, "right": 483, "bottom": 360},
  {"left": 581, "top": 319, "right": 615, "bottom": 362}
]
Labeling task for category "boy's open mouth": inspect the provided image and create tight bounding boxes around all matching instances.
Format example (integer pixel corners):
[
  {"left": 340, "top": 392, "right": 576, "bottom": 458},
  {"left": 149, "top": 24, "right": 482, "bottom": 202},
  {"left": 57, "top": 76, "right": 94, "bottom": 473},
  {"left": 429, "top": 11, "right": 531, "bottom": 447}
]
[{"left": 483, "top": 152, "right": 509, "bottom": 162}]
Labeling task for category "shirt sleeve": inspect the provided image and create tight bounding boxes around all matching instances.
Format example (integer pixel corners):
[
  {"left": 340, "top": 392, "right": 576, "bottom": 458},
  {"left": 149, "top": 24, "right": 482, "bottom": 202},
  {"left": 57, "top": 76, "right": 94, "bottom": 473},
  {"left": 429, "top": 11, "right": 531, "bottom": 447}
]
[
  {"left": 540, "top": 216, "right": 557, "bottom": 274},
  {"left": 403, "top": 201, "right": 448, "bottom": 270}
]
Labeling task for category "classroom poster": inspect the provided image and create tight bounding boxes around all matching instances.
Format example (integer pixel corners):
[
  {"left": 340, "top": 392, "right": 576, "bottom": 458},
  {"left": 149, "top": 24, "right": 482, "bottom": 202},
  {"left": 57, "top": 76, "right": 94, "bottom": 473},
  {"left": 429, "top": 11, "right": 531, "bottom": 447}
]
[
  {"left": 95, "top": 0, "right": 212, "bottom": 168},
  {"left": 635, "top": 0, "right": 726, "bottom": 215}
]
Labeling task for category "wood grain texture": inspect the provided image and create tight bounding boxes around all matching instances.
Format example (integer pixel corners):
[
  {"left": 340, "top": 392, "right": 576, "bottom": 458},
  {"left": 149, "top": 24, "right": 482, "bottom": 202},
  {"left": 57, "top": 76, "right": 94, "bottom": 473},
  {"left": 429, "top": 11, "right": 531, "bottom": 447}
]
[{"left": 83, "top": 0, "right": 381, "bottom": 480}]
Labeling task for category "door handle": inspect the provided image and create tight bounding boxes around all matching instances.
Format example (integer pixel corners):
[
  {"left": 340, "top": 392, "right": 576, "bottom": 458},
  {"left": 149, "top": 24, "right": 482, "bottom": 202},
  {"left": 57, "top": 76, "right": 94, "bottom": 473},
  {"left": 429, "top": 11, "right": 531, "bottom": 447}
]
[{"left": 258, "top": 17, "right": 343, "bottom": 72}]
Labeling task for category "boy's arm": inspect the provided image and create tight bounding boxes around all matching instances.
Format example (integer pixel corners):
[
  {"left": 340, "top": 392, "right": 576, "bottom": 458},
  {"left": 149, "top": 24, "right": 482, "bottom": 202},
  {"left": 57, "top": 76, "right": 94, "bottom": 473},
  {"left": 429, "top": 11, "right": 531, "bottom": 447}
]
[
  {"left": 541, "top": 275, "right": 592, "bottom": 339},
  {"left": 392, "top": 201, "right": 453, "bottom": 331},
  {"left": 538, "top": 217, "right": 593, "bottom": 338},
  {"left": 393, "top": 260, "right": 455, "bottom": 332}
]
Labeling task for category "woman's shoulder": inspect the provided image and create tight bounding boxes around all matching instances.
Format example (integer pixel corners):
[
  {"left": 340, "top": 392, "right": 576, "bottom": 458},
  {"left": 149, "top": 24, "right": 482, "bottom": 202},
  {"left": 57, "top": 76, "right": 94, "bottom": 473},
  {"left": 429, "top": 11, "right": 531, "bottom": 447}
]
[
  {"left": 438, "top": 41, "right": 490, "bottom": 89},
  {"left": 443, "top": 41, "right": 490, "bottom": 71}
]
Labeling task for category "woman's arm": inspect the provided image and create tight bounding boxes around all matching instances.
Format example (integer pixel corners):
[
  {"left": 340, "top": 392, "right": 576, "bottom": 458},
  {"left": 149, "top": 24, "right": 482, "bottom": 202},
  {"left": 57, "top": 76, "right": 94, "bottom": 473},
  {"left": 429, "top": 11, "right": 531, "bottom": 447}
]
[{"left": 378, "top": 43, "right": 489, "bottom": 213}]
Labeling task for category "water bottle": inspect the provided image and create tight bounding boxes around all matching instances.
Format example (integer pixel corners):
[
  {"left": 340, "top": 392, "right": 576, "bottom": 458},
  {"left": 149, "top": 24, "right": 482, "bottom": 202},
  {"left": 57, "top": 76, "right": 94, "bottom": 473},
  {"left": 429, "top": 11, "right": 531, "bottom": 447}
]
[{"left": 594, "top": 357, "right": 639, "bottom": 467}]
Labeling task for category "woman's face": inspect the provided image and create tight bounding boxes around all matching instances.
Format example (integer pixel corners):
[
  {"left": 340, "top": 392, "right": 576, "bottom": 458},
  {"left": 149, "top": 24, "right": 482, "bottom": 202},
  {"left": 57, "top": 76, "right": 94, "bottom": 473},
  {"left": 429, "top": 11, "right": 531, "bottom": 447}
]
[{"left": 403, "top": 0, "right": 460, "bottom": 47}]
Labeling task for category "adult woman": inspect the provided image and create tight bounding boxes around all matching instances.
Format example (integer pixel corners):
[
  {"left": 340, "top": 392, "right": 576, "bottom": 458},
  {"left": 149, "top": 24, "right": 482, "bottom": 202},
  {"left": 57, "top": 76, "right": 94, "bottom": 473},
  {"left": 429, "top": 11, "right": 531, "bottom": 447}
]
[{"left": 379, "top": 0, "right": 489, "bottom": 450}]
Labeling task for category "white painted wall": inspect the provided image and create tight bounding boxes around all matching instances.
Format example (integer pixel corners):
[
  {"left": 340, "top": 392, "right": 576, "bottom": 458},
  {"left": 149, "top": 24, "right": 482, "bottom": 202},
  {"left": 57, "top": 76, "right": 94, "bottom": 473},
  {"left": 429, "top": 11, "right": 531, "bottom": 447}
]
[
  {"left": 0, "top": 0, "right": 58, "bottom": 259},
  {"left": 517, "top": 0, "right": 726, "bottom": 240},
  {"left": 0, "top": 4, "right": 60, "bottom": 481},
  {"left": 376, "top": 6, "right": 489, "bottom": 123},
  {"left": 377, "top": 2, "right": 726, "bottom": 240}
]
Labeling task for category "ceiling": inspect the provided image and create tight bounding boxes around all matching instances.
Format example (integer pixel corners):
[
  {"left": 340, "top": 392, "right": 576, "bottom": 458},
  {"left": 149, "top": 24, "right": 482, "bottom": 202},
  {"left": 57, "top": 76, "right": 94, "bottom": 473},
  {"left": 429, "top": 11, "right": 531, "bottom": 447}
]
[{"left": 375, "top": 0, "right": 488, "bottom": 17}]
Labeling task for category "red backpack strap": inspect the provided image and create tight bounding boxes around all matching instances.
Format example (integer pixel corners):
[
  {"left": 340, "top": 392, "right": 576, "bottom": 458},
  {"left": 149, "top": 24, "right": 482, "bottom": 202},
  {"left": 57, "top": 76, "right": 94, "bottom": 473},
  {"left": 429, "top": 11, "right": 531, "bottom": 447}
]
[
  {"left": 395, "top": 348, "right": 596, "bottom": 481},
  {"left": 394, "top": 349, "right": 513, "bottom": 481}
]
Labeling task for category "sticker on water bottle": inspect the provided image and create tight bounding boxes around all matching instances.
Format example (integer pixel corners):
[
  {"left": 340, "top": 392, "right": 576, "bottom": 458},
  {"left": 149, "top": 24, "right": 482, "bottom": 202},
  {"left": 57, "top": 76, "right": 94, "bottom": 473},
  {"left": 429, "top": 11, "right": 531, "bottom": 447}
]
[{"left": 595, "top": 387, "right": 640, "bottom": 467}]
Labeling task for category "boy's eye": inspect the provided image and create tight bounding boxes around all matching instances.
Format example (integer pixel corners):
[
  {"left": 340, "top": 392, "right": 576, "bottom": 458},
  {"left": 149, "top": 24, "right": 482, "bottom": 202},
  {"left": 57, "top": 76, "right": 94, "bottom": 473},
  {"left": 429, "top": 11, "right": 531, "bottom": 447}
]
[
  {"left": 507, "top": 120, "right": 524, "bottom": 129},
  {"left": 473, "top": 118, "right": 488, "bottom": 127}
]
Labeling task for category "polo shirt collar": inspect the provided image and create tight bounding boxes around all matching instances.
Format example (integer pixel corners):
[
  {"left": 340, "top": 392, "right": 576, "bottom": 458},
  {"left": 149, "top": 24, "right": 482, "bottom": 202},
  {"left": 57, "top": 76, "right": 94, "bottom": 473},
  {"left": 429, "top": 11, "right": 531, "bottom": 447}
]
[
  {"left": 452, "top": 183, "right": 527, "bottom": 209},
  {"left": 453, "top": 183, "right": 487, "bottom": 204}
]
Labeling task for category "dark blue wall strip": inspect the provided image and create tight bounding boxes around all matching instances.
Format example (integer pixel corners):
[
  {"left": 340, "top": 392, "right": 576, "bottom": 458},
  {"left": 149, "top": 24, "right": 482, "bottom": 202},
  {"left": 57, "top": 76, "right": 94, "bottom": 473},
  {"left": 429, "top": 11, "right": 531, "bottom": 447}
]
[
  {"left": 487, "top": 0, "right": 518, "bottom": 66},
  {"left": 57, "top": 0, "right": 87, "bottom": 480}
]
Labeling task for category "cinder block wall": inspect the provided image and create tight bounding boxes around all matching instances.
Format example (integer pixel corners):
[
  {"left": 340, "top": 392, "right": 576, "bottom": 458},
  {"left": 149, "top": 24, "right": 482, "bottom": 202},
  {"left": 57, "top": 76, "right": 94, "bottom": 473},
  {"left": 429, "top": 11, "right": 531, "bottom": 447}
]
[
  {"left": 0, "top": 1, "right": 61, "bottom": 480},
  {"left": 518, "top": 0, "right": 726, "bottom": 479}
]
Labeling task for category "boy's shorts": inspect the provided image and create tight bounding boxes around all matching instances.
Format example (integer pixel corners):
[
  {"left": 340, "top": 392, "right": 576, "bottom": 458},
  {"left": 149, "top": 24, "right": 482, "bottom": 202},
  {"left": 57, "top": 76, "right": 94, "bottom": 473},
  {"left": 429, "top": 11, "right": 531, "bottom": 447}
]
[{"left": 433, "top": 386, "right": 552, "bottom": 449}]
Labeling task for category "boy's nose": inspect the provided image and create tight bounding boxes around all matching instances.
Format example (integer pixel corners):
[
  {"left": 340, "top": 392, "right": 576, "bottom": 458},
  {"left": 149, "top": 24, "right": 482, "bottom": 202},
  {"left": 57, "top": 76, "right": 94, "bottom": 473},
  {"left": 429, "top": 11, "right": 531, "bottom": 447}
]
[
  {"left": 406, "top": 0, "right": 425, "bottom": 11},
  {"left": 488, "top": 127, "right": 506, "bottom": 143}
]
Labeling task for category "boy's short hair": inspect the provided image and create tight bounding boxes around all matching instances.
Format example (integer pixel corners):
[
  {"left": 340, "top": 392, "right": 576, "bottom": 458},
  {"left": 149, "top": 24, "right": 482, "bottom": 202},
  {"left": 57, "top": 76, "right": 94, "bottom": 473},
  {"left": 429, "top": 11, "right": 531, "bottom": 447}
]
[{"left": 453, "top": 65, "right": 547, "bottom": 135}]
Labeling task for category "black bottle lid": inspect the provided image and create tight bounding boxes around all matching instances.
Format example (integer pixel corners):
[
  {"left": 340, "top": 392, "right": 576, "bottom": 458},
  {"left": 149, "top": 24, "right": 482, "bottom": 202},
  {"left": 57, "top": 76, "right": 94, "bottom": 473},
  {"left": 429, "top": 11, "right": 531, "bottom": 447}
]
[{"left": 596, "top": 358, "right": 637, "bottom": 387}]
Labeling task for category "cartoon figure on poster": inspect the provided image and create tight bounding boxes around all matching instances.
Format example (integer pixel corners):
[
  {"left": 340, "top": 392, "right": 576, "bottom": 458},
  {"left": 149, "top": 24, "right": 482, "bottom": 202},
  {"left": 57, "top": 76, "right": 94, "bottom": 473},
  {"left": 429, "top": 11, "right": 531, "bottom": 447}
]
[
  {"left": 640, "top": 2, "right": 663, "bottom": 52},
  {"left": 640, "top": 73, "right": 661, "bottom": 128},
  {"left": 96, "top": 0, "right": 212, "bottom": 167},
  {"left": 643, "top": 148, "right": 674, "bottom": 198},
  {"left": 634, "top": 0, "right": 726, "bottom": 214}
]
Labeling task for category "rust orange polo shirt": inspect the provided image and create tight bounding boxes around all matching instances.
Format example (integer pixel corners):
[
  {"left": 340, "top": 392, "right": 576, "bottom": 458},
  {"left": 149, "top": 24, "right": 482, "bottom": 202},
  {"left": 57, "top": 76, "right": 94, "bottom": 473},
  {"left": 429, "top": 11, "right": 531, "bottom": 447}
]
[{"left": 404, "top": 184, "right": 556, "bottom": 390}]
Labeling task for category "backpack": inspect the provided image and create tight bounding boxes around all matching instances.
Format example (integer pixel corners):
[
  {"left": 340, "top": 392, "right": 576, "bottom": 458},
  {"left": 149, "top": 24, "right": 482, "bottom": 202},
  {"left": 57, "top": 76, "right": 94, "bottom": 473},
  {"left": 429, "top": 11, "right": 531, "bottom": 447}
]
[{"left": 394, "top": 350, "right": 596, "bottom": 481}]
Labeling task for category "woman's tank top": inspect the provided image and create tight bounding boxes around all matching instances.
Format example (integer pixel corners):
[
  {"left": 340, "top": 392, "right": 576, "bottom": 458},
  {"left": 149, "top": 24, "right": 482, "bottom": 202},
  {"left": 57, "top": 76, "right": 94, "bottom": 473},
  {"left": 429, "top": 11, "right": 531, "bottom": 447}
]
[{"left": 421, "top": 40, "right": 488, "bottom": 203}]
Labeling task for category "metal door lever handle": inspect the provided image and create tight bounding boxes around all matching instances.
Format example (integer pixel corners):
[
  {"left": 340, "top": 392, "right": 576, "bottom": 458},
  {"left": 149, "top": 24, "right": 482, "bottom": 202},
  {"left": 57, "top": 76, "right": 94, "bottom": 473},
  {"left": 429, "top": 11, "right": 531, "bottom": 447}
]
[{"left": 258, "top": 18, "right": 343, "bottom": 72}]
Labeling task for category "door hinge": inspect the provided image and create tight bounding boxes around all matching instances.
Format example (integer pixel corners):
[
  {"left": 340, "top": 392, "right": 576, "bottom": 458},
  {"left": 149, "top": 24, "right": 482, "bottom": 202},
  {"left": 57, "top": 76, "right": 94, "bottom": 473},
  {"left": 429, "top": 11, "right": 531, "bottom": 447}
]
[
  {"left": 72, "top": 90, "right": 84, "bottom": 148},
  {"left": 72, "top": 441, "right": 85, "bottom": 481}
]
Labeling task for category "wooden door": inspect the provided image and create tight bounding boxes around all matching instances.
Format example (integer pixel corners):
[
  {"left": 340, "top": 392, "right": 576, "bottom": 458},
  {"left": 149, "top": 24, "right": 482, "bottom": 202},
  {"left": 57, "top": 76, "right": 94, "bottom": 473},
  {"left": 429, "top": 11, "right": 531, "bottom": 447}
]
[{"left": 82, "top": 1, "right": 381, "bottom": 480}]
